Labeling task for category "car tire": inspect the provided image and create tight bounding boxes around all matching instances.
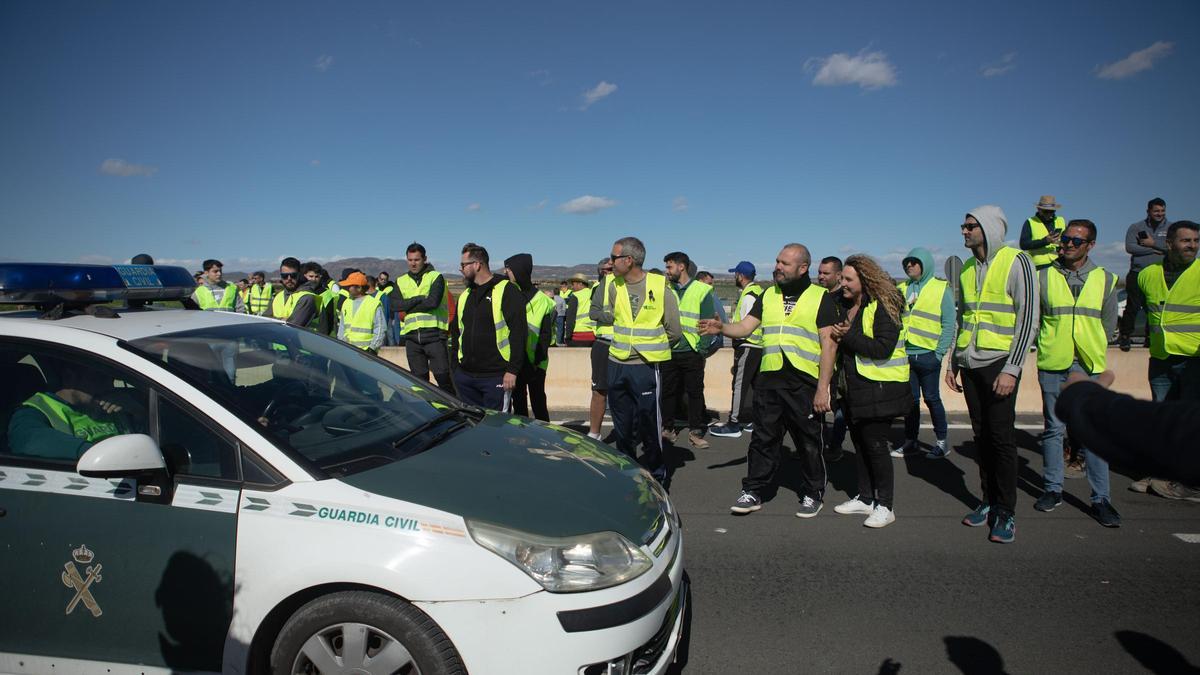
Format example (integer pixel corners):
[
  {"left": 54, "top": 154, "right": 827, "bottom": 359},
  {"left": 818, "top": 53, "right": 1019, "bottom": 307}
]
[{"left": 270, "top": 590, "right": 466, "bottom": 675}]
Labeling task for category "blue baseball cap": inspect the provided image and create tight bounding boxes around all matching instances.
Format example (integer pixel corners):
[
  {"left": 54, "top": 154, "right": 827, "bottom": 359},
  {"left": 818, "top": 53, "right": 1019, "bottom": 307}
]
[{"left": 728, "top": 261, "right": 756, "bottom": 278}]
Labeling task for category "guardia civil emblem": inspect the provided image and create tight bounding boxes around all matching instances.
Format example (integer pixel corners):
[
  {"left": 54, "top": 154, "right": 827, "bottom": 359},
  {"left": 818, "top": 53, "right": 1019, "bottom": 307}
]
[{"left": 61, "top": 544, "right": 103, "bottom": 617}]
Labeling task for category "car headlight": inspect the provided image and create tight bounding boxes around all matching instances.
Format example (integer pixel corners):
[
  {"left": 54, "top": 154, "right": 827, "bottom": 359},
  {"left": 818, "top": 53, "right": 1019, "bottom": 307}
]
[{"left": 466, "top": 520, "right": 653, "bottom": 593}]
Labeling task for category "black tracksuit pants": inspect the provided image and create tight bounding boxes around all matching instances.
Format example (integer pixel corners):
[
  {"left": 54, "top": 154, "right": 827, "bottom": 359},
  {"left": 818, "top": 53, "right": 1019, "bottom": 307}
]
[
  {"left": 728, "top": 345, "right": 761, "bottom": 425},
  {"left": 742, "top": 384, "right": 825, "bottom": 501},
  {"left": 961, "top": 360, "right": 1020, "bottom": 515},
  {"left": 406, "top": 338, "right": 454, "bottom": 393},
  {"left": 513, "top": 366, "right": 549, "bottom": 422},
  {"left": 608, "top": 359, "right": 666, "bottom": 482},
  {"left": 661, "top": 349, "right": 706, "bottom": 432}
]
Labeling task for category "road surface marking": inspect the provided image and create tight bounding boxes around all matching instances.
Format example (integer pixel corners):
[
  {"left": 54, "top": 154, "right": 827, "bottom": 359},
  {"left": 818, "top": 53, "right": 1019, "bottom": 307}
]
[{"left": 1173, "top": 533, "right": 1200, "bottom": 543}]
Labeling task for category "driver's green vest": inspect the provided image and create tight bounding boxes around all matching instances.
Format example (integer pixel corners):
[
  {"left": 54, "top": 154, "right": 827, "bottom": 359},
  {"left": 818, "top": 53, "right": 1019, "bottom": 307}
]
[
  {"left": 1027, "top": 215, "right": 1066, "bottom": 267},
  {"left": 340, "top": 294, "right": 383, "bottom": 350},
  {"left": 898, "top": 278, "right": 948, "bottom": 351},
  {"left": 397, "top": 271, "right": 450, "bottom": 334},
  {"left": 760, "top": 284, "right": 824, "bottom": 377},
  {"left": 1037, "top": 266, "right": 1115, "bottom": 373},
  {"left": 525, "top": 291, "right": 557, "bottom": 369},
  {"left": 675, "top": 281, "right": 713, "bottom": 351},
  {"left": 458, "top": 280, "right": 512, "bottom": 361},
  {"left": 194, "top": 284, "right": 238, "bottom": 311},
  {"left": 736, "top": 283, "right": 765, "bottom": 346},
  {"left": 22, "top": 392, "right": 122, "bottom": 442},
  {"left": 248, "top": 283, "right": 273, "bottom": 315},
  {"left": 594, "top": 279, "right": 614, "bottom": 339},
  {"left": 1138, "top": 261, "right": 1200, "bottom": 360},
  {"left": 856, "top": 301, "right": 910, "bottom": 382}
]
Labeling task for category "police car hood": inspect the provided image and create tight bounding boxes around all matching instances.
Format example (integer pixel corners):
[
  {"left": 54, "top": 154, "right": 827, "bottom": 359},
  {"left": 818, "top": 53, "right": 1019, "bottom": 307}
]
[{"left": 340, "top": 413, "right": 667, "bottom": 544}]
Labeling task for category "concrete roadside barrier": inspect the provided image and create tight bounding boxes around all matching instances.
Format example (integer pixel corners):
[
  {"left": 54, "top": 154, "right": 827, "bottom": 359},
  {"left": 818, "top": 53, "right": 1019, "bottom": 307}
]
[{"left": 379, "top": 346, "right": 1152, "bottom": 414}]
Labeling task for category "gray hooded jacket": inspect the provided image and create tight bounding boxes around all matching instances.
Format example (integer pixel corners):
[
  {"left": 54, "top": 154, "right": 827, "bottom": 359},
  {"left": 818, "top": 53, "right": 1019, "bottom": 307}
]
[{"left": 953, "top": 205, "right": 1039, "bottom": 377}]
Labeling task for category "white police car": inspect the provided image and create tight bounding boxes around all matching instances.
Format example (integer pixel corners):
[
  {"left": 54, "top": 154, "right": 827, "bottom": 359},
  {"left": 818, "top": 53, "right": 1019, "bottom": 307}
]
[{"left": 0, "top": 264, "right": 685, "bottom": 675}]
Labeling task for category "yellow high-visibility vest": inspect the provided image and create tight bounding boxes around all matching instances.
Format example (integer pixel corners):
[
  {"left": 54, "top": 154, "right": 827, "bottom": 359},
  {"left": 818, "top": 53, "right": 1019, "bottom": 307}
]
[
  {"left": 194, "top": 284, "right": 238, "bottom": 311},
  {"left": 957, "top": 247, "right": 1025, "bottom": 352},
  {"left": 1026, "top": 215, "right": 1066, "bottom": 267},
  {"left": 855, "top": 300, "right": 910, "bottom": 382},
  {"left": 898, "top": 278, "right": 948, "bottom": 351},
  {"left": 1139, "top": 261, "right": 1200, "bottom": 360},
  {"left": 397, "top": 271, "right": 450, "bottom": 334},
  {"left": 340, "top": 294, "right": 383, "bottom": 350},
  {"left": 1037, "top": 266, "right": 1115, "bottom": 373},
  {"left": 675, "top": 280, "right": 713, "bottom": 351},
  {"left": 760, "top": 284, "right": 825, "bottom": 378},
  {"left": 248, "top": 283, "right": 273, "bottom": 315},
  {"left": 736, "top": 283, "right": 765, "bottom": 346},
  {"left": 525, "top": 291, "right": 557, "bottom": 369},
  {"left": 457, "top": 280, "right": 512, "bottom": 361},
  {"left": 609, "top": 273, "right": 670, "bottom": 363}
]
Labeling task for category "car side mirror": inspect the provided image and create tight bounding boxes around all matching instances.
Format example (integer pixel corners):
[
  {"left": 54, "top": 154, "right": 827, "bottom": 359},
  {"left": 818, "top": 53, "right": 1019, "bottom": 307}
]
[{"left": 76, "top": 434, "right": 167, "bottom": 478}]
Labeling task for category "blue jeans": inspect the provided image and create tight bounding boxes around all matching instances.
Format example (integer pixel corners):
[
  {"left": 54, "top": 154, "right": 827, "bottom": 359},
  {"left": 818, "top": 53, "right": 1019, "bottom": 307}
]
[
  {"left": 555, "top": 315, "right": 566, "bottom": 345},
  {"left": 1148, "top": 356, "right": 1200, "bottom": 402},
  {"left": 904, "top": 351, "right": 948, "bottom": 441},
  {"left": 1038, "top": 365, "right": 1110, "bottom": 502},
  {"left": 825, "top": 408, "right": 846, "bottom": 449}
]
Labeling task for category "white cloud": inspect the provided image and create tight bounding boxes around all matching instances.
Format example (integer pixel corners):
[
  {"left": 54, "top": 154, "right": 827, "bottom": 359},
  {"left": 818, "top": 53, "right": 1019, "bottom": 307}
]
[
  {"left": 981, "top": 52, "right": 1017, "bottom": 78},
  {"left": 558, "top": 195, "right": 617, "bottom": 215},
  {"left": 99, "top": 158, "right": 158, "bottom": 177},
  {"left": 808, "top": 49, "right": 898, "bottom": 90},
  {"left": 672, "top": 196, "right": 689, "bottom": 212},
  {"left": 310, "top": 159, "right": 320, "bottom": 167},
  {"left": 528, "top": 198, "right": 548, "bottom": 211},
  {"left": 466, "top": 203, "right": 481, "bottom": 212},
  {"left": 580, "top": 81, "right": 618, "bottom": 109},
  {"left": 527, "top": 69, "right": 552, "bottom": 86},
  {"left": 314, "top": 54, "right": 334, "bottom": 72},
  {"left": 1096, "top": 41, "right": 1173, "bottom": 80}
]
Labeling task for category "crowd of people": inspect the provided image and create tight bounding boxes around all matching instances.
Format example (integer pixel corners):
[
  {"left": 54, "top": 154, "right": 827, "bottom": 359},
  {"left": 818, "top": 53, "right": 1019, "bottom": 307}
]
[{"left": 173, "top": 194, "right": 1199, "bottom": 544}]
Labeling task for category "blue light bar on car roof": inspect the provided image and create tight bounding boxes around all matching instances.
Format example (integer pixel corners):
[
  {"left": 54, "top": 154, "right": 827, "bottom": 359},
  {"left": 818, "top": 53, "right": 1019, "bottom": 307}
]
[{"left": 0, "top": 263, "right": 196, "bottom": 305}]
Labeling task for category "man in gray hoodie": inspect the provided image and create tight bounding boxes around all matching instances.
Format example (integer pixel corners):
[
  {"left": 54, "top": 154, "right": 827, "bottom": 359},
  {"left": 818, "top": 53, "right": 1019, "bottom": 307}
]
[{"left": 945, "top": 206, "right": 1039, "bottom": 544}]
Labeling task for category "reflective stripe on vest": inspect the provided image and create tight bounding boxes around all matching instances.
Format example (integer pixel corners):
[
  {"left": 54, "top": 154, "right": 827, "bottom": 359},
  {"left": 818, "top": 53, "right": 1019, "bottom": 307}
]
[
  {"left": 525, "top": 291, "right": 557, "bottom": 369},
  {"left": 958, "top": 247, "right": 1023, "bottom": 352},
  {"left": 855, "top": 300, "right": 910, "bottom": 382},
  {"left": 572, "top": 284, "right": 597, "bottom": 335},
  {"left": 1138, "top": 261, "right": 1200, "bottom": 359},
  {"left": 675, "top": 280, "right": 713, "bottom": 351},
  {"left": 760, "top": 284, "right": 825, "bottom": 378},
  {"left": 340, "top": 294, "right": 382, "bottom": 350},
  {"left": 271, "top": 290, "right": 317, "bottom": 324},
  {"left": 397, "top": 271, "right": 450, "bottom": 334},
  {"left": 595, "top": 279, "right": 614, "bottom": 339},
  {"left": 194, "top": 284, "right": 238, "bottom": 311},
  {"left": 457, "top": 280, "right": 512, "bottom": 361},
  {"left": 1037, "top": 266, "right": 1114, "bottom": 373},
  {"left": 898, "top": 278, "right": 947, "bottom": 351},
  {"left": 1026, "top": 216, "right": 1065, "bottom": 267},
  {"left": 736, "top": 283, "right": 765, "bottom": 346},
  {"left": 609, "top": 273, "right": 671, "bottom": 363},
  {"left": 248, "top": 284, "right": 273, "bottom": 315},
  {"left": 22, "top": 392, "right": 121, "bottom": 442}
]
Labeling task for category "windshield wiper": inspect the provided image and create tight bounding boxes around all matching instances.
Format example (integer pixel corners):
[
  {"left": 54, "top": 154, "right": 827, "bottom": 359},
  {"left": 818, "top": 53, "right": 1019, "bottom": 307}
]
[{"left": 391, "top": 407, "right": 480, "bottom": 449}]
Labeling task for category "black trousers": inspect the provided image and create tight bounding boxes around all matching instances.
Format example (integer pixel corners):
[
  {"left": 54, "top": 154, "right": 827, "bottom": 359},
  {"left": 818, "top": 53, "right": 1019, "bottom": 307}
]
[
  {"left": 661, "top": 350, "right": 706, "bottom": 431},
  {"left": 608, "top": 359, "right": 666, "bottom": 481},
  {"left": 513, "top": 366, "right": 549, "bottom": 422},
  {"left": 847, "top": 412, "right": 894, "bottom": 509},
  {"left": 1118, "top": 269, "right": 1147, "bottom": 339},
  {"left": 961, "top": 360, "right": 1019, "bottom": 515},
  {"left": 743, "top": 384, "right": 825, "bottom": 500},
  {"left": 728, "top": 345, "right": 761, "bottom": 424},
  {"left": 406, "top": 338, "right": 454, "bottom": 393}
]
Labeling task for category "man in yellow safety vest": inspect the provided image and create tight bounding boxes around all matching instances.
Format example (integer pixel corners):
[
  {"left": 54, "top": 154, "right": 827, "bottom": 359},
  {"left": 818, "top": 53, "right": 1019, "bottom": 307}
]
[
  {"left": 191, "top": 259, "right": 246, "bottom": 313},
  {"left": 1031, "top": 219, "right": 1121, "bottom": 527},
  {"left": 395, "top": 242, "right": 455, "bottom": 392},
  {"left": 660, "top": 251, "right": 716, "bottom": 449},
  {"left": 336, "top": 271, "right": 386, "bottom": 353},
  {"left": 1020, "top": 194, "right": 1066, "bottom": 269},
  {"left": 455, "top": 242, "right": 527, "bottom": 410}
]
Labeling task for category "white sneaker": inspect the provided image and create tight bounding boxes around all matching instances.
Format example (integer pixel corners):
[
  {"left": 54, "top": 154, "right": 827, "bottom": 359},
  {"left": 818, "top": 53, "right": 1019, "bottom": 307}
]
[
  {"left": 890, "top": 440, "right": 916, "bottom": 458},
  {"left": 864, "top": 504, "right": 896, "bottom": 528},
  {"left": 586, "top": 431, "right": 602, "bottom": 440},
  {"left": 834, "top": 496, "right": 875, "bottom": 515}
]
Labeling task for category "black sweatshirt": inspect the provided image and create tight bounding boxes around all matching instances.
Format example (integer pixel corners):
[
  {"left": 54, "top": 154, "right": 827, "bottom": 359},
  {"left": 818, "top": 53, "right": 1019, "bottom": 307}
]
[
  {"left": 458, "top": 274, "right": 527, "bottom": 377},
  {"left": 837, "top": 290, "right": 913, "bottom": 420},
  {"left": 503, "top": 253, "right": 554, "bottom": 371}
]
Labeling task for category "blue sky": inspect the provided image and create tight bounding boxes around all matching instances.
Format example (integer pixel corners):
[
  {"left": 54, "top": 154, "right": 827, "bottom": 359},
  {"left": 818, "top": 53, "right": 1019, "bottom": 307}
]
[{"left": 2, "top": 0, "right": 1198, "bottom": 277}]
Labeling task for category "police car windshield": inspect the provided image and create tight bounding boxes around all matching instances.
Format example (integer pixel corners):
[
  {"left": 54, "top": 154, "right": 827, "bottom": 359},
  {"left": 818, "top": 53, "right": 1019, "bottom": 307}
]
[{"left": 123, "top": 323, "right": 468, "bottom": 477}]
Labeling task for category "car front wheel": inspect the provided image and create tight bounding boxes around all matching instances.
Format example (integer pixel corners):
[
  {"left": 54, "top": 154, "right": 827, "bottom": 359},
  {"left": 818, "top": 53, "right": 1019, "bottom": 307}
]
[{"left": 270, "top": 590, "right": 466, "bottom": 675}]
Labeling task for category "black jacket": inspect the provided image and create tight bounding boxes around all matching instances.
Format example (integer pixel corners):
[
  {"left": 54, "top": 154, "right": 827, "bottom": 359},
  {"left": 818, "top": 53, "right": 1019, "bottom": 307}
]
[
  {"left": 504, "top": 254, "right": 554, "bottom": 371},
  {"left": 459, "top": 274, "right": 527, "bottom": 377},
  {"left": 837, "top": 291, "right": 913, "bottom": 420}
]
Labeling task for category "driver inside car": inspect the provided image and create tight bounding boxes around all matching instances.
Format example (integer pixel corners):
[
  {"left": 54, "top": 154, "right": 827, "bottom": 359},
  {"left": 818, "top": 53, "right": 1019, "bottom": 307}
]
[{"left": 7, "top": 362, "right": 145, "bottom": 460}]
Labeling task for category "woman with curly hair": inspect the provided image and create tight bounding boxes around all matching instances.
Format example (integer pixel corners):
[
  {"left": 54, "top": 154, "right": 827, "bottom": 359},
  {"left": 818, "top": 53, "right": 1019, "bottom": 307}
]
[{"left": 821, "top": 254, "right": 914, "bottom": 528}]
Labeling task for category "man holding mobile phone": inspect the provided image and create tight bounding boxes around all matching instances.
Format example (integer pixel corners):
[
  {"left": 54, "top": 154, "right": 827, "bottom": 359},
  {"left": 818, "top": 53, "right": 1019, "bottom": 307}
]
[
  {"left": 1020, "top": 195, "right": 1067, "bottom": 269},
  {"left": 1119, "top": 197, "right": 1171, "bottom": 351}
]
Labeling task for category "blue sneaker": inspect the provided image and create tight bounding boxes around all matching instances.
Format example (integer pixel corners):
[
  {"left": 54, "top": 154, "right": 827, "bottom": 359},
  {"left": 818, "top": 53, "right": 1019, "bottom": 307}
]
[
  {"left": 989, "top": 513, "right": 1016, "bottom": 544},
  {"left": 961, "top": 504, "right": 990, "bottom": 527}
]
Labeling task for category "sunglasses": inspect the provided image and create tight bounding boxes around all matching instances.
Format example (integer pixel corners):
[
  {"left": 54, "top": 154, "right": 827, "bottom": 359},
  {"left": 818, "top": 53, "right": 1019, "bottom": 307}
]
[
  {"left": 460, "top": 261, "right": 479, "bottom": 269},
  {"left": 1060, "top": 236, "right": 1094, "bottom": 248},
  {"left": 960, "top": 223, "right": 981, "bottom": 231},
  {"left": 280, "top": 272, "right": 299, "bottom": 279}
]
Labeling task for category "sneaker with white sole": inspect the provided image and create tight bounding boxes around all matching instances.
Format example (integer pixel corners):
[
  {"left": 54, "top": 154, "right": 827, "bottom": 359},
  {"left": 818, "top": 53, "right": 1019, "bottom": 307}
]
[
  {"left": 927, "top": 439, "right": 950, "bottom": 458},
  {"left": 795, "top": 496, "right": 823, "bottom": 518},
  {"left": 834, "top": 496, "right": 874, "bottom": 515},
  {"left": 730, "top": 490, "right": 762, "bottom": 514},
  {"left": 708, "top": 422, "right": 742, "bottom": 438},
  {"left": 890, "top": 440, "right": 917, "bottom": 458},
  {"left": 864, "top": 504, "right": 895, "bottom": 528}
]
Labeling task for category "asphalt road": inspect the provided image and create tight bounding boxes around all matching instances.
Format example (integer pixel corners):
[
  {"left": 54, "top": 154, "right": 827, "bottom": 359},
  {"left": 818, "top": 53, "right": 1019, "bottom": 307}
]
[{"left": 557, "top": 412, "right": 1200, "bottom": 675}]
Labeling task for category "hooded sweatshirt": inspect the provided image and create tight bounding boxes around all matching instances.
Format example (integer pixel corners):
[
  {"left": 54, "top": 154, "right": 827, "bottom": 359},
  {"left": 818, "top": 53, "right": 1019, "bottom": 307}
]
[
  {"left": 266, "top": 278, "right": 321, "bottom": 328},
  {"left": 901, "top": 247, "right": 956, "bottom": 359},
  {"left": 459, "top": 267, "right": 527, "bottom": 378},
  {"left": 953, "top": 205, "right": 1039, "bottom": 377},
  {"left": 504, "top": 253, "right": 554, "bottom": 371}
]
